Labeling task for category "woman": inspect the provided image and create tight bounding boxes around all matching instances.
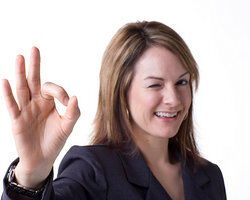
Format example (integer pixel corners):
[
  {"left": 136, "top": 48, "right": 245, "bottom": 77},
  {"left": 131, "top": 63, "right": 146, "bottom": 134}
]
[{"left": 1, "top": 21, "right": 226, "bottom": 200}]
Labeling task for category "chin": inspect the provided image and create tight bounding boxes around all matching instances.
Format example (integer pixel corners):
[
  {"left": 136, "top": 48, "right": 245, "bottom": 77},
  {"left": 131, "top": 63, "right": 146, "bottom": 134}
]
[
  {"left": 148, "top": 128, "right": 179, "bottom": 139},
  {"left": 151, "top": 123, "right": 183, "bottom": 139},
  {"left": 154, "top": 132, "right": 178, "bottom": 139},
  {"left": 131, "top": 122, "right": 180, "bottom": 140}
]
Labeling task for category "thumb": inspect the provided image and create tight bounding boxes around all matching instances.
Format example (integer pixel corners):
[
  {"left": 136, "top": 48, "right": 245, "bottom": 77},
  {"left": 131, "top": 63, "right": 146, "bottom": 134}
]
[{"left": 60, "top": 96, "right": 81, "bottom": 136}]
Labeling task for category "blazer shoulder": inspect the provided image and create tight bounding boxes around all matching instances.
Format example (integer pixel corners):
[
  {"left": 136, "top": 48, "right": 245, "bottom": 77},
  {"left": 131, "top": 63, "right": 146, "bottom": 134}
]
[
  {"left": 199, "top": 157, "right": 223, "bottom": 177},
  {"left": 58, "top": 144, "right": 113, "bottom": 172},
  {"left": 66, "top": 144, "right": 113, "bottom": 157},
  {"left": 58, "top": 145, "right": 112, "bottom": 179},
  {"left": 197, "top": 157, "right": 227, "bottom": 198},
  {"left": 54, "top": 144, "right": 110, "bottom": 199}
]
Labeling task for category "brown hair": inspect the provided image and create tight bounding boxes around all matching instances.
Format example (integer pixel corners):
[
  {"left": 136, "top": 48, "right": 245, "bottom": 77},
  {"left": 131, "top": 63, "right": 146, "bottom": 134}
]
[{"left": 90, "top": 21, "right": 203, "bottom": 166}]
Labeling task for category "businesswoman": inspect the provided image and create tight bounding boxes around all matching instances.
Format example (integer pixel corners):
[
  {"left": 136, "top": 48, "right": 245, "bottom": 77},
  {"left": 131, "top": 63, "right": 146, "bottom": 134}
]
[{"left": 2, "top": 21, "right": 226, "bottom": 200}]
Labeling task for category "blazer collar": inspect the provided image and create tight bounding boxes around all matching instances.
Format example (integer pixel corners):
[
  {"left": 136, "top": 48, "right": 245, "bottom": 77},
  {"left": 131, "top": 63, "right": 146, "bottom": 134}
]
[
  {"left": 117, "top": 146, "right": 212, "bottom": 200},
  {"left": 117, "top": 146, "right": 150, "bottom": 188}
]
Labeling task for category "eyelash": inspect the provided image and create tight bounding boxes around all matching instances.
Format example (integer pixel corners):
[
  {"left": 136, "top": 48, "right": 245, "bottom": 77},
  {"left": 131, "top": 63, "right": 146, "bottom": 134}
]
[
  {"left": 177, "top": 79, "right": 189, "bottom": 85},
  {"left": 148, "top": 84, "right": 161, "bottom": 88},
  {"left": 148, "top": 80, "right": 189, "bottom": 88}
]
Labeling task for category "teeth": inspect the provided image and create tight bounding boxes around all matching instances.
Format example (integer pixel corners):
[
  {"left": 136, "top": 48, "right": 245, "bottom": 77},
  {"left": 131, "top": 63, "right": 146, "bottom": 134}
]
[{"left": 155, "top": 112, "right": 177, "bottom": 118}]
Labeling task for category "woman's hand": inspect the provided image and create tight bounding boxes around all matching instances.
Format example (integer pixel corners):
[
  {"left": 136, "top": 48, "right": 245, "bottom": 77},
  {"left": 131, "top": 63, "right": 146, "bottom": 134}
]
[{"left": 1, "top": 47, "right": 80, "bottom": 188}]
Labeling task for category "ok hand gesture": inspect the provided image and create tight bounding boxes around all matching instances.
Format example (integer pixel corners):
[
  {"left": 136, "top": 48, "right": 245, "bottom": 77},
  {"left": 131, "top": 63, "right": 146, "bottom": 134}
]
[{"left": 1, "top": 47, "right": 80, "bottom": 188}]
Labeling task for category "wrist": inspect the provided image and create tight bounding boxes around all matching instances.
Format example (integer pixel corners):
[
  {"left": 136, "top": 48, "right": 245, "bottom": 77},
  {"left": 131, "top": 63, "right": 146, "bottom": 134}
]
[
  {"left": 15, "top": 163, "right": 47, "bottom": 189},
  {"left": 7, "top": 164, "right": 45, "bottom": 199}
]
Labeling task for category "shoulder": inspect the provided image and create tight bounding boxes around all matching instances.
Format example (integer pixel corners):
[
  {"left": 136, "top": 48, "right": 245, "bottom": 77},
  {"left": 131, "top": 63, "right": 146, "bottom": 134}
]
[
  {"left": 59, "top": 144, "right": 114, "bottom": 169},
  {"left": 198, "top": 157, "right": 224, "bottom": 179},
  {"left": 64, "top": 144, "right": 114, "bottom": 158},
  {"left": 193, "top": 157, "right": 226, "bottom": 196},
  {"left": 182, "top": 156, "right": 227, "bottom": 199},
  {"left": 184, "top": 155, "right": 225, "bottom": 184},
  {"left": 56, "top": 145, "right": 114, "bottom": 192},
  {"left": 58, "top": 144, "right": 121, "bottom": 175}
]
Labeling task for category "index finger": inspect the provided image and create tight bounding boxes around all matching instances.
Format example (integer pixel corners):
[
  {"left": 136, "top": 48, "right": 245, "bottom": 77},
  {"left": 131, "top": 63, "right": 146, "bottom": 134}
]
[{"left": 27, "top": 46, "right": 41, "bottom": 98}]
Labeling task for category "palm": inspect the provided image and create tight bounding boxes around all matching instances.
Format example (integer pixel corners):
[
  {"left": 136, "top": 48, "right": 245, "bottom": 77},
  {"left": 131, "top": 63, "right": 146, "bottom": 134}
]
[
  {"left": 13, "top": 97, "right": 60, "bottom": 164},
  {"left": 2, "top": 47, "right": 80, "bottom": 173}
]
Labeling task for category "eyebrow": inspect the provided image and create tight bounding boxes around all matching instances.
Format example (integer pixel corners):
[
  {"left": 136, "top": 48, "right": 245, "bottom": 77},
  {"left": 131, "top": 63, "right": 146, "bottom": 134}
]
[{"left": 144, "top": 71, "right": 190, "bottom": 81}]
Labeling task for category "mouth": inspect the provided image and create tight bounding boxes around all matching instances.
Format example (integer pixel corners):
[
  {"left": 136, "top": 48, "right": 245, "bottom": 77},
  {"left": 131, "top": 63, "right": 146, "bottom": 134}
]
[{"left": 154, "top": 111, "right": 180, "bottom": 119}]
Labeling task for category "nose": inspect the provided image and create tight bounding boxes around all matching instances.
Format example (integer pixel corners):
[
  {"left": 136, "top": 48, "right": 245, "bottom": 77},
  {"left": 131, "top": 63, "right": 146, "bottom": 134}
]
[{"left": 162, "top": 86, "right": 181, "bottom": 107}]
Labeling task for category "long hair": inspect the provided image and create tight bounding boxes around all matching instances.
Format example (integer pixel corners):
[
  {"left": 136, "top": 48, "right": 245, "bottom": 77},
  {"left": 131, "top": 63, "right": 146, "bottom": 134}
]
[{"left": 90, "top": 21, "right": 203, "bottom": 166}]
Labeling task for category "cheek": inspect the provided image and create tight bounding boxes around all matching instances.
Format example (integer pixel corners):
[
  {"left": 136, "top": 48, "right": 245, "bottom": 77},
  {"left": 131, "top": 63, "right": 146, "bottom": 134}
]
[
  {"left": 181, "top": 88, "right": 192, "bottom": 109},
  {"left": 130, "top": 91, "right": 158, "bottom": 112},
  {"left": 128, "top": 87, "right": 160, "bottom": 118}
]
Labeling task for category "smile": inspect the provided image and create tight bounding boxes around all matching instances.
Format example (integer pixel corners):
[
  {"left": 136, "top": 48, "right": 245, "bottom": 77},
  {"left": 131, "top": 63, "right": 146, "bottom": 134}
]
[{"left": 154, "top": 111, "right": 178, "bottom": 118}]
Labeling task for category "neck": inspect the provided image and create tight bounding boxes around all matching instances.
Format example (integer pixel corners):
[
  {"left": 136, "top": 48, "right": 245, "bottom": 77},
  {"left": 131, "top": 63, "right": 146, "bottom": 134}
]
[{"left": 132, "top": 130, "right": 170, "bottom": 167}]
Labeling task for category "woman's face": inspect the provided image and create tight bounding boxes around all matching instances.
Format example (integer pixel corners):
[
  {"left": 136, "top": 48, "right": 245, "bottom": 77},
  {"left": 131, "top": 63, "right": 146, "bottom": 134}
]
[{"left": 127, "top": 46, "right": 191, "bottom": 141}]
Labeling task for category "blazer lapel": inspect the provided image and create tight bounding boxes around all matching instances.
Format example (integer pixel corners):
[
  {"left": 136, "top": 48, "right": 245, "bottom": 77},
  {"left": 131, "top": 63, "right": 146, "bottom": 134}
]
[
  {"left": 118, "top": 146, "right": 213, "bottom": 200},
  {"left": 145, "top": 172, "right": 173, "bottom": 200},
  {"left": 117, "top": 147, "right": 150, "bottom": 188},
  {"left": 117, "top": 147, "right": 172, "bottom": 200}
]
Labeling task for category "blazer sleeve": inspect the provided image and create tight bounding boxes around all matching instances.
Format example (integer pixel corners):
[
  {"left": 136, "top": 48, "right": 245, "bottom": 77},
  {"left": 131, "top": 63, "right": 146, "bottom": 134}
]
[{"left": 2, "top": 146, "right": 107, "bottom": 200}]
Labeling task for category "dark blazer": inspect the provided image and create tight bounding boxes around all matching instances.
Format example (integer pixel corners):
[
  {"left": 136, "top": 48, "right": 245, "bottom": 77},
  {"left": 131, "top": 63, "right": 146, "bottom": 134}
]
[{"left": 2, "top": 144, "right": 226, "bottom": 200}]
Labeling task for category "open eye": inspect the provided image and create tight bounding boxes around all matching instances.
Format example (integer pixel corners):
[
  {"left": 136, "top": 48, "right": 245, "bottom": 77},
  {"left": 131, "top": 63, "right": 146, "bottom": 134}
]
[
  {"left": 176, "top": 79, "right": 189, "bottom": 85},
  {"left": 148, "top": 84, "right": 162, "bottom": 88}
]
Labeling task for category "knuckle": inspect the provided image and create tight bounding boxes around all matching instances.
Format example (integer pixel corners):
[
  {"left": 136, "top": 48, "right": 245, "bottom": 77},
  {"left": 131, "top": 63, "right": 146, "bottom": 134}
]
[
  {"left": 57, "top": 87, "right": 65, "bottom": 95},
  {"left": 29, "top": 78, "right": 40, "bottom": 83},
  {"left": 58, "top": 127, "right": 69, "bottom": 142},
  {"left": 42, "top": 82, "right": 51, "bottom": 90},
  {"left": 57, "top": 87, "right": 67, "bottom": 99},
  {"left": 16, "top": 83, "right": 27, "bottom": 90},
  {"left": 77, "top": 108, "right": 81, "bottom": 118}
]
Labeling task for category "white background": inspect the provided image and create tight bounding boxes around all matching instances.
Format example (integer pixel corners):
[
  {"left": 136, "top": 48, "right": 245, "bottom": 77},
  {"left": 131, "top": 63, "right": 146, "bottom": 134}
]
[{"left": 0, "top": 0, "right": 249, "bottom": 199}]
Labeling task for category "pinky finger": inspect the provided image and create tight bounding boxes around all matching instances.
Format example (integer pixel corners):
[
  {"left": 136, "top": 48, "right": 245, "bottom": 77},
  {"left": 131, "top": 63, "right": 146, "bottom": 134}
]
[{"left": 1, "top": 79, "right": 20, "bottom": 119}]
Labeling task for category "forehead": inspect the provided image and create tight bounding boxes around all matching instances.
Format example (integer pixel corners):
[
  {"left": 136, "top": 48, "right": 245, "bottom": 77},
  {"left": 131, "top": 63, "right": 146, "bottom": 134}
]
[{"left": 133, "top": 46, "right": 187, "bottom": 79}]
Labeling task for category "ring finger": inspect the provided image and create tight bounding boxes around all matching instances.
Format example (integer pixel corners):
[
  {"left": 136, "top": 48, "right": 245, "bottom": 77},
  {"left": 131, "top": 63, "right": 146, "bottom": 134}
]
[{"left": 16, "top": 55, "right": 30, "bottom": 109}]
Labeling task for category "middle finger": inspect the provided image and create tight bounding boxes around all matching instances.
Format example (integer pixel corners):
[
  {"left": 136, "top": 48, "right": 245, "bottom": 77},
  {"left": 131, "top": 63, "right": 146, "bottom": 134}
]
[{"left": 27, "top": 46, "right": 41, "bottom": 98}]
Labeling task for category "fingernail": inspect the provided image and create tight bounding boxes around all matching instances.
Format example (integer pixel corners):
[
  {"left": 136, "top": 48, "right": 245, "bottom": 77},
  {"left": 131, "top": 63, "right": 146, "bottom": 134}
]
[{"left": 72, "top": 96, "right": 78, "bottom": 105}]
